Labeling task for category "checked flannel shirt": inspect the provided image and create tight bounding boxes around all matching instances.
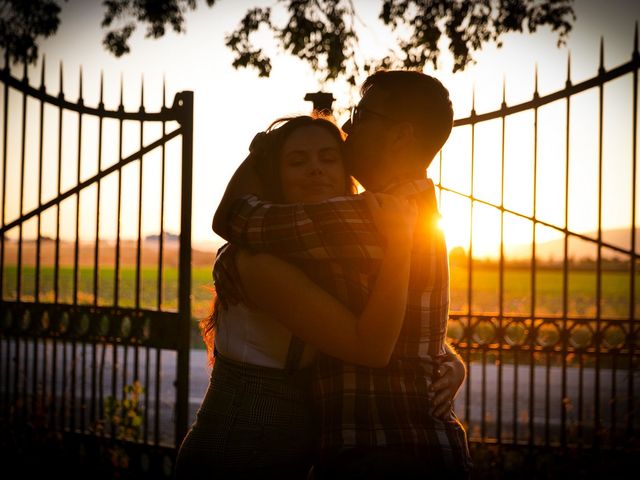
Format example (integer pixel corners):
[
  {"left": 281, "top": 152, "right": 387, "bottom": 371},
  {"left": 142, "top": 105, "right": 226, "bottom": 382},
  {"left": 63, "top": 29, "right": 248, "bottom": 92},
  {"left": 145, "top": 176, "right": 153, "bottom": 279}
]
[{"left": 220, "top": 178, "right": 471, "bottom": 471}]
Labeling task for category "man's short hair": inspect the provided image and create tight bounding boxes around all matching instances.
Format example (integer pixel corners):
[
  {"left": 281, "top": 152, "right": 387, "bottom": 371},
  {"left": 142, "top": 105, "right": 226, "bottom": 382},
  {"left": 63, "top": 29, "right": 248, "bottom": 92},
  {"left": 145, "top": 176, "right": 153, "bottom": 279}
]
[{"left": 362, "top": 70, "right": 454, "bottom": 166}]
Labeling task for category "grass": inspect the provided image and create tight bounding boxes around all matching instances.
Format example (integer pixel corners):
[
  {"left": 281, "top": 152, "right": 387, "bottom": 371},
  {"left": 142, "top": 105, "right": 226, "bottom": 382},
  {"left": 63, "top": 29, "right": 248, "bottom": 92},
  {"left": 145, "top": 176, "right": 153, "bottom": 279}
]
[
  {"left": 449, "top": 264, "right": 639, "bottom": 318},
  {"left": 2, "top": 264, "right": 638, "bottom": 350},
  {"left": 3, "top": 264, "right": 637, "bottom": 318}
]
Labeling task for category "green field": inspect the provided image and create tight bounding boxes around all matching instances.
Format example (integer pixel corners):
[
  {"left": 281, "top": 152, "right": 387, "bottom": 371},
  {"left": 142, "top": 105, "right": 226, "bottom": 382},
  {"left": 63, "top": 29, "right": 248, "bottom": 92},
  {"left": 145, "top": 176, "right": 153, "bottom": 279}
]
[
  {"left": 449, "top": 265, "right": 639, "bottom": 318},
  {"left": 3, "top": 264, "right": 638, "bottom": 322}
]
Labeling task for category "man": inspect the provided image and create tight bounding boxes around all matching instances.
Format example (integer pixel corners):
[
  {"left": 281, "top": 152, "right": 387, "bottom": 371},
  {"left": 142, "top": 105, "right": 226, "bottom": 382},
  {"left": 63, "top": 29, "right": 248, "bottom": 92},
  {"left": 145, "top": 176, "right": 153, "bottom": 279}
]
[{"left": 213, "top": 70, "right": 472, "bottom": 478}]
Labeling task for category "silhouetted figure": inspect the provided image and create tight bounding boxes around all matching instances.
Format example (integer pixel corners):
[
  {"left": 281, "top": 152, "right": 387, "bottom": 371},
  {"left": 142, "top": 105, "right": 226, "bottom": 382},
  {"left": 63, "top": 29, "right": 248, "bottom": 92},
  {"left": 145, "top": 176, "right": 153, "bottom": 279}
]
[{"left": 210, "top": 70, "right": 472, "bottom": 478}]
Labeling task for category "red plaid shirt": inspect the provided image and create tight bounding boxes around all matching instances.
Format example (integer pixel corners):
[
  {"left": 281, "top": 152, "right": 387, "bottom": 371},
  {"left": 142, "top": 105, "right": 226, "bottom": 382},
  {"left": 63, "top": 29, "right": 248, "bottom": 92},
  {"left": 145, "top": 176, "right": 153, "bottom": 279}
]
[{"left": 223, "top": 179, "right": 471, "bottom": 469}]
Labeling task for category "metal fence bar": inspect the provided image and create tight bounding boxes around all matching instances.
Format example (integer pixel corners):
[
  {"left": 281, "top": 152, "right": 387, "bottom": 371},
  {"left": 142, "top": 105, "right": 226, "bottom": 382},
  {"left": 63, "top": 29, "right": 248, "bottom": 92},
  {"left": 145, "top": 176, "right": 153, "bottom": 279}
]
[
  {"left": 154, "top": 347, "right": 161, "bottom": 446},
  {"left": 0, "top": 52, "right": 11, "bottom": 424},
  {"left": 0, "top": 52, "right": 7, "bottom": 423},
  {"left": 54, "top": 62, "right": 63, "bottom": 306},
  {"left": 33, "top": 59, "right": 46, "bottom": 423},
  {"left": 135, "top": 84, "right": 144, "bottom": 425},
  {"left": 122, "top": 335, "right": 129, "bottom": 434},
  {"left": 134, "top": 78, "right": 144, "bottom": 388},
  {"left": 70, "top": 67, "right": 83, "bottom": 434},
  {"left": 136, "top": 78, "right": 144, "bottom": 313},
  {"left": 143, "top": 337, "right": 150, "bottom": 444},
  {"left": 114, "top": 78, "right": 123, "bottom": 311},
  {"left": 112, "top": 79, "right": 124, "bottom": 439},
  {"left": 73, "top": 68, "right": 83, "bottom": 307},
  {"left": 98, "top": 329, "right": 106, "bottom": 434},
  {"left": 16, "top": 64, "right": 27, "bottom": 427},
  {"left": 611, "top": 340, "right": 618, "bottom": 444},
  {"left": 50, "top": 63, "right": 62, "bottom": 433},
  {"left": 464, "top": 90, "right": 476, "bottom": 429},
  {"left": 146, "top": 79, "right": 167, "bottom": 446},
  {"left": 561, "top": 53, "right": 572, "bottom": 451},
  {"left": 528, "top": 66, "right": 539, "bottom": 449},
  {"left": 1, "top": 51, "right": 7, "bottom": 309},
  {"left": 497, "top": 78, "right": 507, "bottom": 446},
  {"left": 628, "top": 25, "right": 639, "bottom": 442},
  {"left": 594, "top": 38, "right": 605, "bottom": 450},
  {"left": 91, "top": 73, "right": 104, "bottom": 428},
  {"left": 480, "top": 329, "right": 487, "bottom": 440},
  {"left": 18, "top": 63, "right": 27, "bottom": 304},
  {"left": 61, "top": 336, "right": 68, "bottom": 431}
]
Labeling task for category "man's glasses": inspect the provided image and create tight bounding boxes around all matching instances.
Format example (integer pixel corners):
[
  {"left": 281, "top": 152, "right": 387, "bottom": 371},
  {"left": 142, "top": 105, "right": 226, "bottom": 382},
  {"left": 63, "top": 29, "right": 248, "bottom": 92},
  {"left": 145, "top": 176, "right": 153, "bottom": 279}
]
[{"left": 349, "top": 105, "right": 394, "bottom": 127}]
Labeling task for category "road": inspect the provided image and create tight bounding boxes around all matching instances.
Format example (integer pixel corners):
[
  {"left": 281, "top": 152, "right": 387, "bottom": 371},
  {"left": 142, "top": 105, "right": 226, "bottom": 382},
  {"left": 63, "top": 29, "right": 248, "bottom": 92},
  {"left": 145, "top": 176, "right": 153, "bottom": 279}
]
[{"left": 2, "top": 340, "right": 638, "bottom": 446}]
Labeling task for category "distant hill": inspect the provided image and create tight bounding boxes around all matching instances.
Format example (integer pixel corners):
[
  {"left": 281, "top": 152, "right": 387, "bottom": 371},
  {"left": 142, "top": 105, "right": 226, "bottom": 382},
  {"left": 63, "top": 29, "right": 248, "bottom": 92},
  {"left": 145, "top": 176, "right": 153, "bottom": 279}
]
[
  {"left": 3, "top": 237, "right": 218, "bottom": 268},
  {"left": 506, "top": 227, "right": 639, "bottom": 261},
  {"left": 144, "top": 232, "right": 180, "bottom": 243},
  {"left": 9, "top": 228, "right": 637, "bottom": 265}
]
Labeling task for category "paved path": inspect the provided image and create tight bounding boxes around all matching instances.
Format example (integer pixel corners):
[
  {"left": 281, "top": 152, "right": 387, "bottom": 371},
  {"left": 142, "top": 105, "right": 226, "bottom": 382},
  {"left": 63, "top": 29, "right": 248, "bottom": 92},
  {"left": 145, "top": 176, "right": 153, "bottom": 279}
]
[
  {"left": 4, "top": 341, "right": 638, "bottom": 446},
  {"left": 187, "top": 350, "right": 639, "bottom": 443}
]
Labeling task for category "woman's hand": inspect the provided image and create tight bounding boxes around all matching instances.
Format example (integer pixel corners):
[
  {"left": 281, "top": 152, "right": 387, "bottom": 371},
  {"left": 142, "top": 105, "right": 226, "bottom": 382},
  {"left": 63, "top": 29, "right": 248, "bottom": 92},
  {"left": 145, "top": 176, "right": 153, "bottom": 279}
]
[{"left": 362, "top": 192, "right": 418, "bottom": 246}]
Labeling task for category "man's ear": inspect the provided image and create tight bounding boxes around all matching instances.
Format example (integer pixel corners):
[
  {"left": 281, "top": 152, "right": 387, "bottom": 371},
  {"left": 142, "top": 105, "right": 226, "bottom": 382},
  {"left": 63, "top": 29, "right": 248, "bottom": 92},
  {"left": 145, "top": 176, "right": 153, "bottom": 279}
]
[{"left": 389, "top": 121, "right": 415, "bottom": 149}]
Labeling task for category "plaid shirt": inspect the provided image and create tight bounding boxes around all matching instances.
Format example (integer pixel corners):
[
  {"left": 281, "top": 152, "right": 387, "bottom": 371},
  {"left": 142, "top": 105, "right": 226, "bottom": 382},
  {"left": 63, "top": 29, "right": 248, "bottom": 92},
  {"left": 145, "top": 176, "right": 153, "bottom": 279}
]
[{"left": 222, "top": 179, "right": 471, "bottom": 470}]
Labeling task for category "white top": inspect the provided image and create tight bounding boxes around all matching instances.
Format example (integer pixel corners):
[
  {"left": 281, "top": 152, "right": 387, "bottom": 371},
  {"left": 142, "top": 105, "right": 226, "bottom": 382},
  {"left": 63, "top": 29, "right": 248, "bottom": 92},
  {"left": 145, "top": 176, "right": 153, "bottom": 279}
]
[{"left": 214, "top": 302, "right": 316, "bottom": 369}]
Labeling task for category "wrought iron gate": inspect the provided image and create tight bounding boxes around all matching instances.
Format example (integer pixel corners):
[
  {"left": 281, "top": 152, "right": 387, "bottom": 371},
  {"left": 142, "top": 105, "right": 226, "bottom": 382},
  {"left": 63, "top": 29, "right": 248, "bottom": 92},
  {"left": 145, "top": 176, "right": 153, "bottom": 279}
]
[
  {"left": 437, "top": 31, "right": 640, "bottom": 459},
  {"left": 0, "top": 56, "right": 193, "bottom": 477}
]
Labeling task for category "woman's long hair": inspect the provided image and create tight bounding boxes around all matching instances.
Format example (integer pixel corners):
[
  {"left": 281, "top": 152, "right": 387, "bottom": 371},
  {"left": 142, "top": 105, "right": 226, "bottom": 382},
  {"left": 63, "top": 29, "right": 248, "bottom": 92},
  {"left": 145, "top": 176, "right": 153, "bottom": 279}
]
[
  {"left": 200, "top": 114, "right": 352, "bottom": 366},
  {"left": 199, "top": 288, "right": 220, "bottom": 367}
]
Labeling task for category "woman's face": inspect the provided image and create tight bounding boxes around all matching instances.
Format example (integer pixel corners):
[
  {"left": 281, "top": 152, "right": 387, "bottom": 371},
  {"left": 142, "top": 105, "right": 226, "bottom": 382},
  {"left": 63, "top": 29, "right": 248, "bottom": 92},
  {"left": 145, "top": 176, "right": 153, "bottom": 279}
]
[{"left": 279, "top": 125, "right": 347, "bottom": 204}]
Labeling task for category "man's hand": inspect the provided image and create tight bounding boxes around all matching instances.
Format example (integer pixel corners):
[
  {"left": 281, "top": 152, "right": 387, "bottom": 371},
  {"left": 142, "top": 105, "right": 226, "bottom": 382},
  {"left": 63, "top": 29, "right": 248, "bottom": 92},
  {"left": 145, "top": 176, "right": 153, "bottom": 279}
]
[
  {"left": 212, "top": 244, "right": 245, "bottom": 309},
  {"left": 431, "top": 353, "right": 466, "bottom": 419}
]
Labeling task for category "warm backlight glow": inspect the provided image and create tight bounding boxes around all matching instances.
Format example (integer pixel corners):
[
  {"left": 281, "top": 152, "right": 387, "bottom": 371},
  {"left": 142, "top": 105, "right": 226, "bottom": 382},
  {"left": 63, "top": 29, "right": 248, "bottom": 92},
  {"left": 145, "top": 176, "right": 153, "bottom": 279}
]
[{"left": 438, "top": 199, "right": 543, "bottom": 259}]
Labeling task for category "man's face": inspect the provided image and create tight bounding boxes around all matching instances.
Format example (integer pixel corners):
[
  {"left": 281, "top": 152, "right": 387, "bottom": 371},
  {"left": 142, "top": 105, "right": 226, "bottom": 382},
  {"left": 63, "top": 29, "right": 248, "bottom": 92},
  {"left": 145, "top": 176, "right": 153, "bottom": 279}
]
[{"left": 341, "top": 87, "right": 393, "bottom": 185}]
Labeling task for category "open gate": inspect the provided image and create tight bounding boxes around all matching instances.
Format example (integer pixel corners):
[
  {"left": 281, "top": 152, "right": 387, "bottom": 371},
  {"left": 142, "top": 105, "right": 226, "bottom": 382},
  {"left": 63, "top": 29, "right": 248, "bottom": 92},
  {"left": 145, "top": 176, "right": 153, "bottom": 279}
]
[{"left": 0, "top": 57, "right": 193, "bottom": 477}]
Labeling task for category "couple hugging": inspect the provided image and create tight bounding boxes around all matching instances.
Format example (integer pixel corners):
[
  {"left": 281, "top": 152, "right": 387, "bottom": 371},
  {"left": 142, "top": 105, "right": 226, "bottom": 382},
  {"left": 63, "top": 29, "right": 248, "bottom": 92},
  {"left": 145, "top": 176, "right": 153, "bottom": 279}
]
[{"left": 175, "top": 70, "right": 473, "bottom": 479}]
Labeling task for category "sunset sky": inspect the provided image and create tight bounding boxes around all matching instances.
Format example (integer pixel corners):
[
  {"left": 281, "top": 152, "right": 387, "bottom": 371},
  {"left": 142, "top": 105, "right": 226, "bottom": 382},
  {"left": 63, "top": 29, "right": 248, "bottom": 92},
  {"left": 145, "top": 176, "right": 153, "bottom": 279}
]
[{"left": 2, "top": 0, "right": 639, "bottom": 260}]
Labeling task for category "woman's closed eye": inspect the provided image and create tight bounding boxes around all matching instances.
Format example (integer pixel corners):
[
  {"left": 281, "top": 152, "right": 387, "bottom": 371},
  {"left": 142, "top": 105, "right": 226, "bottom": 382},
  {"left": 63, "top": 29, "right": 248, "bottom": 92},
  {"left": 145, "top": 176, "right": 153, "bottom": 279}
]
[
  {"left": 284, "top": 149, "right": 341, "bottom": 167},
  {"left": 285, "top": 153, "right": 307, "bottom": 166},
  {"left": 319, "top": 149, "right": 341, "bottom": 163}
]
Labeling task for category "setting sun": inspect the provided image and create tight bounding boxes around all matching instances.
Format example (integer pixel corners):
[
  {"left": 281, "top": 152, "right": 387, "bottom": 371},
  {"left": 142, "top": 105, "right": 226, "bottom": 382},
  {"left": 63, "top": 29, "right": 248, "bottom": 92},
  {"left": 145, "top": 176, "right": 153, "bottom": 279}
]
[{"left": 437, "top": 195, "right": 559, "bottom": 259}]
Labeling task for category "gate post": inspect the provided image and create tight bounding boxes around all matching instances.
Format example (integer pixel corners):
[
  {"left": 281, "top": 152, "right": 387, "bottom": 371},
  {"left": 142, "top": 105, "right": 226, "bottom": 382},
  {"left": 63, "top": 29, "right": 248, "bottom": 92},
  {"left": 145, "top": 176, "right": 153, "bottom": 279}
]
[{"left": 176, "top": 91, "right": 194, "bottom": 447}]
